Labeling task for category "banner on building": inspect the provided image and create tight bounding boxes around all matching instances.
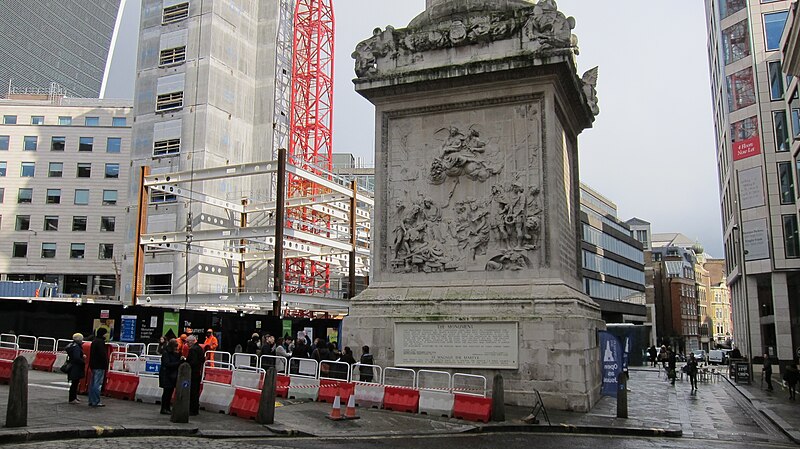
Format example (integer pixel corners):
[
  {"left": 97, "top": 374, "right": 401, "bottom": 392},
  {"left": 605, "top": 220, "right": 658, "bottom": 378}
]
[
  {"left": 743, "top": 218, "right": 770, "bottom": 261},
  {"left": 738, "top": 166, "right": 765, "bottom": 210},
  {"left": 732, "top": 135, "right": 761, "bottom": 161},
  {"left": 599, "top": 331, "right": 623, "bottom": 397}
]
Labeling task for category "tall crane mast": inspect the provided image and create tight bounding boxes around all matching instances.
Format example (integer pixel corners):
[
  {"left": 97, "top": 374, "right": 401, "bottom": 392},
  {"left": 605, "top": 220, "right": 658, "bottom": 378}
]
[{"left": 284, "top": 0, "right": 335, "bottom": 296}]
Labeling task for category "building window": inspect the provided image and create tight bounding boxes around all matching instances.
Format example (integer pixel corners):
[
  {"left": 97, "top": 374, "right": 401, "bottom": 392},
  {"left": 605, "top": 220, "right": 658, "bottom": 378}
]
[
  {"left": 0, "top": 187, "right": 4, "bottom": 203},
  {"left": 162, "top": 2, "right": 189, "bottom": 24},
  {"left": 23, "top": 136, "right": 37, "bottom": 151},
  {"left": 151, "top": 191, "right": 177, "bottom": 203},
  {"left": 58, "top": 116, "right": 72, "bottom": 126},
  {"left": 160, "top": 46, "right": 186, "bottom": 66},
  {"left": 20, "top": 162, "right": 35, "bottom": 177},
  {"left": 99, "top": 244, "right": 114, "bottom": 260},
  {"left": 722, "top": 20, "right": 750, "bottom": 65},
  {"left": 76, "top": 163, "right": 91, "bottom": 178},
  {"left": 17, "top": 188, "right": 32, "bottom": 204},
  {"left": 153, "top": 138, "right": 180, "bottom": 156},
  {"left": 107, "top": 137, "right": 121, "bottom": 153},
  {"left": 764, "top": 11, "right": 789, "bottom": 51},
  {"left": 43, "top": 216, "right": 58, "bottom": 231},
  {"left": 70, "top": 243, "right": 85, "bottom": 259},
  {"left": 72, "top": 216, "right": 87, "bottom": 231},
  {"left": 726, "top": 67, "right": 756, "bottom": 112},
  {"left": 3, "top": 115, "right": 17, "bottom": 125},
  {"left": 105, "top": 163, "right": 119, "bottom": 179},
  {"left": 15, "top": 215, "right": 30, "bottom": 231},
  {"left": 112, "top": 117, "right": 127, "bottom": 127},
  {"left": 783, "top": 214, "right": 800, "bottom": 258},
  {"left": 769, "top": 61, "right": 785, "bottom": 100},
  {"left": 46, "top": 189, "right": 61, "bottom": 204},
  {"left": 84, "top": 117, "right": 99, "bottom": 126},
  {"left": 100, "top": 216, "right": 115, "bottom": 232},
  {"left": 102, "top": 190, "right": 117, "bottom": 205},
  {"left": 145, "top": 273, "right": 172, "bottom": 294},
  {"left": 0, "top": 161, "right": 5, "bottom": 176},
  {"left": 0, "top": 136, "right": 8, "bottom": 151},
  {"left": 12, "top": 242, "right": 27, "bottom": 258},
  {"left": 78, "top": 137, "right": 93, "bottom": 152},
  {"left": 41, "top": 243, "right": 56, "bottom": 259},
  {"left": 30, "top": 116, "right": 44, "bottom": 125},
  {"left": 775, "top": 111, "right": 790, "bottom": 152},
  {"left": 48, "top": 162, "right": 63, "bottom": 178},
  {"left": 74, "top": 189, "right": 89, "bottom": 205},
  {"left": 719, "top": 0, "right": 746, "bottom": 17},
  {"left": 156, "top": 91, "right": 184, "bottom": 112},
  {"left": 51, "top": 136, "right": 65, "bottom": 151},
  {"left": 779, "top": 162, "right": 795, "bottom": 204},
  {"left": 793, "top": 109, "right": 800, "bottom": 139}
]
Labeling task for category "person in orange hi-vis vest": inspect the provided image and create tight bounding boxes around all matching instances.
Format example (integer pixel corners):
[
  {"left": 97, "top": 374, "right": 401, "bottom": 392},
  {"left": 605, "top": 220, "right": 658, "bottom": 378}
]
[
  {"left": 179, "top": 334, "right": 189, "bottom": 358},
  {"left": 205, "top": 329, "right": 219, "bottom": 366}
]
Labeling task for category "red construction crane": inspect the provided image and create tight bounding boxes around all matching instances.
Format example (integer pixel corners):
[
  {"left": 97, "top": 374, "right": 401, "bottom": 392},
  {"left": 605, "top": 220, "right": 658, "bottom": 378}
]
[{"left": 285, "top": 0, "right": 335, "bottom": 295}]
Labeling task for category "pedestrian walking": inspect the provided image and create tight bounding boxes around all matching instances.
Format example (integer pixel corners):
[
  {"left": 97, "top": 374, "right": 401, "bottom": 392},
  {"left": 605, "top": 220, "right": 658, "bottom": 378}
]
[
  {"left": 159, "top": 339, "right": 182, "bottom": 414},
  {"left": 667, "top": 346, "right": 677, "bottom": 386},
  {"left": 762, "top": 353, "right": 774, "bottom": 391},
  {"left": 156, "top": 336, "right": 168, "bottom": 355},
  {"left": 359, "top": 345, "right": 375, "bottom": 383},
  {"left": 784, "top": 362, "right": 799, "bottom": 400},
  {"left": 186, "top": 335, "right": 204, "bottom": 416},
  {"left": 65, "top": 333, "right": 85, "bottom": 404},
  {"left": 687, "top": 353, "right": 698, "bottom": 392},
  {"left": 88, "top": 328, "right": 109, "bottom": 407},
  {"left": 647, "top": 345, "right": 657, "bottom": 367}
]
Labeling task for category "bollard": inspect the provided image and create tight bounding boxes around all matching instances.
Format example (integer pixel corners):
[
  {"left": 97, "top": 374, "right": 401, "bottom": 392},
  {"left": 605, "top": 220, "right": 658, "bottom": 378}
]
[
  {"left": 256, "top": 367, "right": 276, "bottom": 425},
  {"left": 491, "top": 374, "right": 505, "bottom": 422},
  {"left": 5, "top": 356, "right": 28, "bottom": 428},
  {"left": 171, "top": 363, "right": 191, "bottom": 423},
  {"left": 616, "top": 371, "right": 628, "bottom": 419}
]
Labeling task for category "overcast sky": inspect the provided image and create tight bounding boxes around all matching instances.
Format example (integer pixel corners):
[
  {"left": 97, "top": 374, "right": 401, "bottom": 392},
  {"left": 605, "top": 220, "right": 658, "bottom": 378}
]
[{"left": 108, "top": 0, "right": 721, "bottom": 256}]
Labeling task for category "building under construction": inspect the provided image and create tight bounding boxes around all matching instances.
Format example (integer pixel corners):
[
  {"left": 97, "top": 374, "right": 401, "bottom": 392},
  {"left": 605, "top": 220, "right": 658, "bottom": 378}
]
[{"left": 123, "top": 0, "right": 371, "bottom": 325}]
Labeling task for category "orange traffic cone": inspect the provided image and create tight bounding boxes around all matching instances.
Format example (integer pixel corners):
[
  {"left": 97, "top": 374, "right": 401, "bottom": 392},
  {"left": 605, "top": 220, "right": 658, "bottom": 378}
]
[
  {"left": 344, "top": 394, "right": 360, "bottom": 420},
  {"left": 326, "top": 393, "right": 343, "bottom": 420}
]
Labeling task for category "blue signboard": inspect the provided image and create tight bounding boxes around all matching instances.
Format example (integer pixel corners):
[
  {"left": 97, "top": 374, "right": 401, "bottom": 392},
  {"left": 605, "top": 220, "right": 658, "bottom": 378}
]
[
  {"left": 145, "top": 360, "right": 161, "bottom": 373},
  {"left": 600, "top": 331, "right": 623, "bottom": 397},
  {"left": 120, "top": 315, "right": 137, "bottom": 343}
]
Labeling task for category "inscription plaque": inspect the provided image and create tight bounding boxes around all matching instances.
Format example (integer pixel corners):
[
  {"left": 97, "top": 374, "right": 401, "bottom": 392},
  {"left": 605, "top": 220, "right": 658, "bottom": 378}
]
[{"left": 394, "top": 321, "right": 518, "bottom": 369}]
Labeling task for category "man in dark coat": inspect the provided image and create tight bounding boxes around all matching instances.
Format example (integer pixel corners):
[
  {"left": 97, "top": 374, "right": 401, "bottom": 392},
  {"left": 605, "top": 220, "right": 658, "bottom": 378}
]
[
  {"left": 763, "top": 353, "right": 774, "bottom": 391},
  {"left": 186, "top": 335, "right": 205, "bottom": 415},
  {"left": 66, "top": 333, "right": 86, "bottom": 404},
  {"left": 88, "top": 328, "right": 109, "bottom": 407},
  {"left": 667, "top": 346, "right": 677, "bottom": 386}
]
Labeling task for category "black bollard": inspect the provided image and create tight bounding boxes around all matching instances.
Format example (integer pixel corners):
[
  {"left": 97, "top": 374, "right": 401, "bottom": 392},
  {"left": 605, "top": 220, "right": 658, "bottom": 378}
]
[
  {"left": 256, "top": 367, "right": 276, "bottom": 425},
  {"left": 616, "top": 371, "right": 628, "bottom": 419},
  {"left": 171, "top": 363, "right": 191, "bottom": 423},
  {"left": 5, "top": 356, "right": 28, "bottom": 428},
  {"left": 491, "top": 374, "right": 505, "bottom": 422}
]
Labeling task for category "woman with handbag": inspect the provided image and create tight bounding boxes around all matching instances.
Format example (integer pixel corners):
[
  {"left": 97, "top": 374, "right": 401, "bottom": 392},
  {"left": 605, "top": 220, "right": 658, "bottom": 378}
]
[{"left": 65, "top": 333, "right": 85, "bottom": 404}]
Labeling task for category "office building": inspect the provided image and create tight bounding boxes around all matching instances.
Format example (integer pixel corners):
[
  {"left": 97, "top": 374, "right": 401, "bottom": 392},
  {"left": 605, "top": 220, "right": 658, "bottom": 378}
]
[
  {"left": 705, "top": 0, "right": 798, "bottom": 361},
  {"left": 0, "top": 1, "right": 124, "bottom": 98},
  {"left": 0, "top": 95, "right": 132, "bottom": 297},
  {"left": 578, "top": 184, "right": 646, "bottom": 323}
]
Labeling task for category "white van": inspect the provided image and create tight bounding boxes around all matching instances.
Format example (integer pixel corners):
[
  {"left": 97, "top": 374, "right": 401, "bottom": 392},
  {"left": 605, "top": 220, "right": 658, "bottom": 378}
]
[{"left": 708, "top": 349, "right": 727, "bottom": 365}]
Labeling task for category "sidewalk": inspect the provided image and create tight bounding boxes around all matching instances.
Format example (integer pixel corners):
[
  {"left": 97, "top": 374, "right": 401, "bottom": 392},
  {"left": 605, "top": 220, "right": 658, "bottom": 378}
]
[
  {"left": 0, "top": 368, "right": 780, "bottom": 444},
  {"left": 723, "top": 369, "right": 800, "bottom": 443}
]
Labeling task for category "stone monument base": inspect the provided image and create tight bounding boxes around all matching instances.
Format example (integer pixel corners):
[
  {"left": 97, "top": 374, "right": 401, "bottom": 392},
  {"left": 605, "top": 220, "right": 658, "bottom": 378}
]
[{"left": 342, "top": 280, "right": 603, "bottom": 412}]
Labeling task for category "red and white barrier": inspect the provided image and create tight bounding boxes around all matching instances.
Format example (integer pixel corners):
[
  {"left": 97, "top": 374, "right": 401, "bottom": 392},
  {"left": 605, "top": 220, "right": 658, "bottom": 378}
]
[
  {"left": 199, "top": 381, "right": 236, "bottom": 414},
  {"left": 417, "top": 370, "right": 454, "bottom": 418},
  {"left": 104, "top": 352, "right": 140, "bottom": 401},
  {"left": 229, "top": 387, "right": 261, "bottom": 420}
]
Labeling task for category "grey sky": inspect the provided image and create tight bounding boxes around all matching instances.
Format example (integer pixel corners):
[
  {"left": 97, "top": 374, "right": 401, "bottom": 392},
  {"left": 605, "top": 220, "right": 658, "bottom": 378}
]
[{"left": 107, "top": 0, "right": 721, "bottom": 256}]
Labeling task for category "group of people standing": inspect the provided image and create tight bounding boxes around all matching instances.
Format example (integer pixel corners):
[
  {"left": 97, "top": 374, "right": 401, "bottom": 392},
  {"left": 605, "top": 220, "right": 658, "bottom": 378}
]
[
  {"left": 157, "top": 333, "right": 207, "bottom": 415},
  {"left": 63, "top": 327, "right": 110, "bottom": 407}
]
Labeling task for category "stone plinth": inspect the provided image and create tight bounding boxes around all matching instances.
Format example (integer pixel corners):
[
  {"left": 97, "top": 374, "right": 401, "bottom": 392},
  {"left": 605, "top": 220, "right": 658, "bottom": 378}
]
[{"left": 343, "top": 0, "right": 602, "bottom": 411}]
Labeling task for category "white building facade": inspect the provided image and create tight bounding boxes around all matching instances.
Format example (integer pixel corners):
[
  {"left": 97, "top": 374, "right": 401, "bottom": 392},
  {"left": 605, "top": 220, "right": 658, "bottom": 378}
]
[{"left": 0, "top": 96, "right": 132, "bottom": 297}]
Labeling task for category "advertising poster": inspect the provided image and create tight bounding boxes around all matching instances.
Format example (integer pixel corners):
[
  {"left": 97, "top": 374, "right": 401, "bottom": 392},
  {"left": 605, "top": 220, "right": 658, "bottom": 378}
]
[
  {"left": 162, "top": 312, "right": 180, "bottom": 339},
  {"left": 327, "top": 328, "right": 339, "bottom": 345},
  {"left": 599, "top": 331, "right": 622, "bottom": 397},
  {"left": 92, "top": 319, "right": 115, "bottom": 341},
  {"left": 139, "top": 316, "right": 158, "bottom": 342},
  {"left": 120, "top": 315, "right": 137, "bottom": 343},
  {"left": 732, "top": 135, "right": 761, "bottom": 161},
  {"left": 282, "top": 320, "right": 293, "bottom": 339},
  {"left": 303, "top": 327, "right": 313, "bottom": 345}
]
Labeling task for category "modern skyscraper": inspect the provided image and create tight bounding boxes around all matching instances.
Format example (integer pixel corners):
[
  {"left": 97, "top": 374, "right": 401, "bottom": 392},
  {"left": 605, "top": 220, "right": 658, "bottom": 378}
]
[
  {"left": 0, "top": 1, "right": 125, "bottom": 98},
  {"left": 705, "top": 0, "right": 797, "bottom": 361}
]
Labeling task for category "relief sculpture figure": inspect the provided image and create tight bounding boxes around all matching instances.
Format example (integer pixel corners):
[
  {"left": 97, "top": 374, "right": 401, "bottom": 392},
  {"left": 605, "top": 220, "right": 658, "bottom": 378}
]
[
  {"left": 429, "top": 125, "right": 502, "bottom": 185},
  {"left": 390, "top": 198, "right": 452, "bottom": 273}
]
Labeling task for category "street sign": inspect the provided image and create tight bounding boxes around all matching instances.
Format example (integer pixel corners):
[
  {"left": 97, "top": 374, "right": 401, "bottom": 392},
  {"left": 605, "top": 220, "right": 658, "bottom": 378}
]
[{"left": 600, "top": 331, "right": 623, "bottom": 397}]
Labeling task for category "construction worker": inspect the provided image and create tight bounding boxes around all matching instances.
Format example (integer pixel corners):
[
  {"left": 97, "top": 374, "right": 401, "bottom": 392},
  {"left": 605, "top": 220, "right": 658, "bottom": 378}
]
[
  {"left": 178, "top": 334, "right": 189, "bottom": 358},
  {"left": 204, "top": 329, "right": 219, "bottom": 366}
]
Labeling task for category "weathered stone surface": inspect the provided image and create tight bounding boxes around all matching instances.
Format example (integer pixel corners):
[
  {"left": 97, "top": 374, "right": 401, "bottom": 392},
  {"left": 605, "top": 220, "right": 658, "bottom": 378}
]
[
  {"left": 344, "top": 0, "right": 603, "bottom": 412},
  {"left": 171, "top": 363, "right": 190, "bottom": 423},
  {"left": 5, "top": 357, "right": 28, "bottom": 428},
  {"left": 256, "top": 367, "right": 276, "bottom": 425}
]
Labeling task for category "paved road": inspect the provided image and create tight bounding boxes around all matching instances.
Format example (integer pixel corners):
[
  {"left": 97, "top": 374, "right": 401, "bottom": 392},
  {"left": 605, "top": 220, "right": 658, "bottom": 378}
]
[{"left": 6, "top": 433, "right": 798, "bottom": 449}]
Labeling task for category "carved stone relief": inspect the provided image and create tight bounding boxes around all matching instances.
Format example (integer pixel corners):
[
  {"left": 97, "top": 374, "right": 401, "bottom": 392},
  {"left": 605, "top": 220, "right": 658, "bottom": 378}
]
[{"left": 386, "top": 99, "right": 545, "bottom": 274}]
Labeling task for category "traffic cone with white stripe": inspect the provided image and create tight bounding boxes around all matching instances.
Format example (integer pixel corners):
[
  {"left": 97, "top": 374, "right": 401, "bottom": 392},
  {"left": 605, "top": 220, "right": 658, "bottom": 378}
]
[
  {"left": 344, "top": 394, "right": 360, "bottom": 420},
  {"left": 326, "top": 393, "right": 343, "bottom": 420}
]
